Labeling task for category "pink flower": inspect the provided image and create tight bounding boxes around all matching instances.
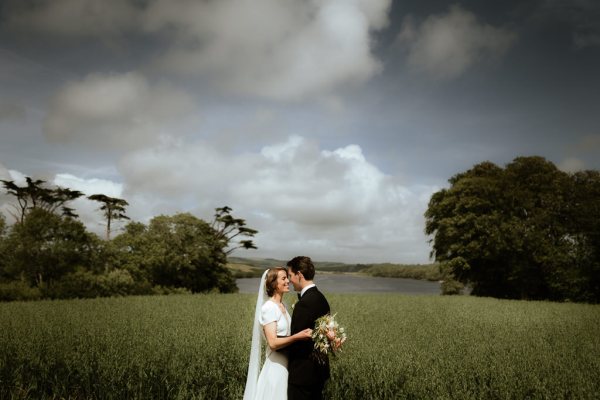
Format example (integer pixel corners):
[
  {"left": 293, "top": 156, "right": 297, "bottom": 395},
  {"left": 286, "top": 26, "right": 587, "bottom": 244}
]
[{"left": 326, "top": 329, "right": 336, "bottom": 341}]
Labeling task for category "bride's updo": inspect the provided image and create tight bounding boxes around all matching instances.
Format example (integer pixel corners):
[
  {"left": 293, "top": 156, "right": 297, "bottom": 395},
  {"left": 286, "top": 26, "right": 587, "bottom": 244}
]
[{"left": 265, "top": 267, "right": 287, "bottom": 297}]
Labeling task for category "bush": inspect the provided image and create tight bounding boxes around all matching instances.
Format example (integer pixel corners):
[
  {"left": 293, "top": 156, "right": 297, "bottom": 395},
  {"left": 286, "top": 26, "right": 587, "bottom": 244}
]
[
  {"left": 0, "top": 280, "right": 42, "bottom": 302},
  {"left": 441, "top": 278, "right": 465, "bottom": 295},
  {"left": 44, "top": 269, "right": 153, "bottom": 299},
  {"left": 439, "top": 260, "right": 466, "bottom": 295}
]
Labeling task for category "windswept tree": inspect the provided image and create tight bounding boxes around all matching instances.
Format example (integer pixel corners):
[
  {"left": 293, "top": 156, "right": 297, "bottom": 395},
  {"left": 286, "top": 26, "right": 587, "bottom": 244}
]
[
  {"left": 0, "top": 213, "right": 6, "bottom": 280},
  {"left": 0, "top": 177, "right": 83, "bottom": 222},
  {"left": 88, "top": 194, "right": 130, "bottom": 240},
  {"left": 0, "top": 213, "right": 5, "bottom": 237},
  {"left": 211, "top": 206, "right": 258, "bottom": 255}
]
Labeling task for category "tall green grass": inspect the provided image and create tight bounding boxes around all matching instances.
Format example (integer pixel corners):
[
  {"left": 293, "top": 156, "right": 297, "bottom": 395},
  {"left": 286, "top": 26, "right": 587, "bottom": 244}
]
[{"left": 1, "top": 294, "right": 598, "bottom": 399}]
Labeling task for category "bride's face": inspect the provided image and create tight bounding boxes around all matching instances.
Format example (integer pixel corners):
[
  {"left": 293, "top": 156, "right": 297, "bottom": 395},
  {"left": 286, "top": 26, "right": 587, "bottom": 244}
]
[{"left": 276, "top": 270, "right": 290, "bottom": 294}]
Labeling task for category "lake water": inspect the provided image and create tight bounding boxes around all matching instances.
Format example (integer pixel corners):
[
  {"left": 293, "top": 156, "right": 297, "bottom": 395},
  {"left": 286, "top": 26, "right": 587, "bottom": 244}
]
[{"left": 237, "top": 273, "right": 441, "bottom": 295}]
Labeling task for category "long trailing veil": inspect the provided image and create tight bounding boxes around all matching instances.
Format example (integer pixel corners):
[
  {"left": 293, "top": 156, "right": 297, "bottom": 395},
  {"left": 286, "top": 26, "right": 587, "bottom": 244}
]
[{"left": 243, "top": 269, "right": 269, "bottom": 400}]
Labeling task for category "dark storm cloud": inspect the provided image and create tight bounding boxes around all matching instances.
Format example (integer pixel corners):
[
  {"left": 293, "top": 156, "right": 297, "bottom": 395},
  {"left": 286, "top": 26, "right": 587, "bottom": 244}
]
[
  {"left": 2, "top": 0, "right": 392, "bottom": 100},
  {"left": 2, "top": 0, "right": 140, "bottom": 36},
  {"left": 533, "top": 0, "right": 600, "bottom": 48}
]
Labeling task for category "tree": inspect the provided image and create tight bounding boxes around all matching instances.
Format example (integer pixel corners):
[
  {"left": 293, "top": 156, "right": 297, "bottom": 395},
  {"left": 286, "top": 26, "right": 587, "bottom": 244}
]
[
  {"left": 425, "top": 156, "right": 599, "bottom": 302},
  {"left": 110, "top": 222, "right": 153, "bottom": 284},
  {"left": 565, "top": 170, "right": 600, "bottom": 301},
  {"left": 425, "top": 161, "right": 513, "bottom": 297},
  {"left": 88, "top": 194, "right": 130, "bottom": 240},
  {"left": 2, "top": 208, "right": 95, "bottom": 287},
  {"left": 1, "top": 177, "right": 83, "bottom": 222},
  {"left": 211, "top": 206, "right": 258, "bottom": 255},
  {"left": 0, "top": 213, "right": 6, "bottom": 281},
  {"left": 113, "top": 213, "right": 237, "bottom": 293}
]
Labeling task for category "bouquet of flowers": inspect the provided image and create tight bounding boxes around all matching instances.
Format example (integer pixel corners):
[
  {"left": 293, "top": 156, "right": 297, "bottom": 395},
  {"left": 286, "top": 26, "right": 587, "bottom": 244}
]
[{"left": 312, "top": 313, "right": 347, "bottom": 364}]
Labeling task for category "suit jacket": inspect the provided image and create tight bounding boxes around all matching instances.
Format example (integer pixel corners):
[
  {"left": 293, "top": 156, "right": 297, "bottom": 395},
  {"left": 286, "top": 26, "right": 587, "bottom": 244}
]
[{"left": 288, "top": 286, "right": 331, "bottom": 387}]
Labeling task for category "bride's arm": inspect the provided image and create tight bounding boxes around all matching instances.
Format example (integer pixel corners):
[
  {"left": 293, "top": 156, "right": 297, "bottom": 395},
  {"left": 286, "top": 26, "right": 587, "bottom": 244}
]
[{"left": 263, "top": 323, "right": 312, "bottom": 351}]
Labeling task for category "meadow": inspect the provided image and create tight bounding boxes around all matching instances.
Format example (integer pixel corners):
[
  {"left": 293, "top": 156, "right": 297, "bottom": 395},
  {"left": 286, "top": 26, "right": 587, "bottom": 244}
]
[{"left": 1, "top": 293, "right": 599, "bottom": 399}]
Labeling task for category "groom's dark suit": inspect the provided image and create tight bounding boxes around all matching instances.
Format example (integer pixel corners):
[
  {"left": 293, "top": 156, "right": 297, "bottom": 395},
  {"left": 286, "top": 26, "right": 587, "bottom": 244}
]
[{"left": 288, "top": 286, "right": 330, "bottom": 400}]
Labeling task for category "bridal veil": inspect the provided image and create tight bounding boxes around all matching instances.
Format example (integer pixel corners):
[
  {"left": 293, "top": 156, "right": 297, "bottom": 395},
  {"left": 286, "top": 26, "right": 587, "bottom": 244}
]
[{"left": 243, "top": 269, "right": 269, "bottom": 400}]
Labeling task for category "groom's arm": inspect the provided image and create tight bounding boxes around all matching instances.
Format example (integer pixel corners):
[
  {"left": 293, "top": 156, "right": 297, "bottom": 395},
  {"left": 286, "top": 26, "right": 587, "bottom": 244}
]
[{"left": 282, "top": 301, "right": 315, "bottom": 355}]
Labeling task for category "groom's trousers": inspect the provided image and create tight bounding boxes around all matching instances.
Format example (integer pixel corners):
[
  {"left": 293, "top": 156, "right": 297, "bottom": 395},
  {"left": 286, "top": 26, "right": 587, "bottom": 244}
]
[{"left": 288, "top": 382, "right": 324, "bottom": 400}]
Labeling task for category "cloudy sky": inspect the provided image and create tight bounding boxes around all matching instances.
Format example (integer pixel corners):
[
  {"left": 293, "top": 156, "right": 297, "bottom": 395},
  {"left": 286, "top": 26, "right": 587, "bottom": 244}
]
[{"left": 1, "top": 0, "right": 599, "bottom": 264}]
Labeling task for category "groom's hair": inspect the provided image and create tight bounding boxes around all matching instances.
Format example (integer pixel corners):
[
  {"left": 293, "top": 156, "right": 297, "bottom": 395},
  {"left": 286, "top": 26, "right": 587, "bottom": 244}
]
[{"left": 287, "top": 256, "right": 315, "bottom": 280}]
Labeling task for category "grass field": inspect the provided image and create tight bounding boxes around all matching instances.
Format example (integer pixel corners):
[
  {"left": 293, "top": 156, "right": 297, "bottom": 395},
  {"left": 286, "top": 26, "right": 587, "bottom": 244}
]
[{"left": 1, "top": 294, "right": 599, "bottom": 399}]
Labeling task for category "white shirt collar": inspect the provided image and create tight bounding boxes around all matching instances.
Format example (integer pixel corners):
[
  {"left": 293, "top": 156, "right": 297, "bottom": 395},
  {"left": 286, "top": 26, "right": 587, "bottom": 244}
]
[{"left": 300, "top": 283, "right": 316, "bottom": 298}]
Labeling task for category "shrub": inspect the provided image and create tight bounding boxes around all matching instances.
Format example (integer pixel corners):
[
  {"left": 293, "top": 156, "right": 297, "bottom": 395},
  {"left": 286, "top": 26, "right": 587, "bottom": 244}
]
[
  {"left": 44, "top": 269, "right": 152, "bottom": 299},
  {"left": 441, "top": 278, "right": 465, "bottom": 295},
  {"left": 0, "top": 280, "right": 42, "bottom": 302}
]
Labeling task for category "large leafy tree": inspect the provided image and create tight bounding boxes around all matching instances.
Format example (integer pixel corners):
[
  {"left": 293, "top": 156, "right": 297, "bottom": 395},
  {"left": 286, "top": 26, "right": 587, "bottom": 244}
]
[
  {"left": 425, "top": 161, "right": 512, "bottom": 297},
  {"left": 2, "top": 209, "right": 95, "bottom": 287},
  {"left": 566, "top": 170, "right": 600, "bottom": 301},
  {"left": 113, "top": 213, "right": 237, "bottom": 293},
  {"left": 109, "top": 222, "right": 149, "bottom": 282},
  {"left": 425, "top": 156, "right": 599, "bottom": 302}
]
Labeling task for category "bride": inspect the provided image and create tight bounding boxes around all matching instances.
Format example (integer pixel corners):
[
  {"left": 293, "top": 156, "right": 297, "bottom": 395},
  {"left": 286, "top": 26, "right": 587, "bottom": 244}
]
[{"left": 243, "top": 267, "right": 313, "bottom": 400}]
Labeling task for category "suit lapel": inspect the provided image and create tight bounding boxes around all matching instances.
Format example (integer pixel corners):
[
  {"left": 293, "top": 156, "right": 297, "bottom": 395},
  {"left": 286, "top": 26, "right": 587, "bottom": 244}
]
[{"left": 291, "top": 286, "right": 317, "bottom": 332}]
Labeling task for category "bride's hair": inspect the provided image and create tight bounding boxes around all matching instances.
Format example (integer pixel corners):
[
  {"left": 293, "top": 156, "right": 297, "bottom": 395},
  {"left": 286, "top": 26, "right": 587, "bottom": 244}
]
[{"left": 265, "top": 267, "right": 287, "bottom": 297}]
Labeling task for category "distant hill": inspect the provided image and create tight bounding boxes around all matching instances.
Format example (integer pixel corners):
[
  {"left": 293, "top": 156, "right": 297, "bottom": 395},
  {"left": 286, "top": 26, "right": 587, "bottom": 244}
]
[
  {"left": 227, "top": 257, "right": 367, "bottom": 277},
  {"left": 226, "top": 257, "right": 439, "bottom": 280}
]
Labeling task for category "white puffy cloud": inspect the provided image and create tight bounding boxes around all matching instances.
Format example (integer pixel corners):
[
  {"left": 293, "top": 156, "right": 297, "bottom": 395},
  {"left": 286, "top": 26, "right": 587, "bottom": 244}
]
[
  {"left": 143, "top": 0, "right": 391, "bottom": 100},
  {"left": 118, "top": 136, "right": 436, "bottom": 263},
  {"left": 43, "top": 72, "right": 196, "bottom": 149},
  {"left": 559, "top": 157, "right": 585, "bottom": 172},
  {"left": 1, "top": 137, "right": 437, "bottom": 262},
  {"left": 397, "top": 5, "right": 517, "bottom": 79},
  {"left": 54, "top": 173, "right": 123, "bottom": 198}
]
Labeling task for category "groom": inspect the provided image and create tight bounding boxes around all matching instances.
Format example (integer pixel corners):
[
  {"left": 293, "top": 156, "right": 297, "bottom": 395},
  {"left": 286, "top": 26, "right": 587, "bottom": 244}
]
[{"left": 286, "top": 256, "right": 330, "bottom": 400}]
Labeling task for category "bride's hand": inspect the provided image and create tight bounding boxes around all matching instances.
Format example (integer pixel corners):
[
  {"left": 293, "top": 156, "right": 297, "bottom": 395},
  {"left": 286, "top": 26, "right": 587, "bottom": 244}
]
[{"left": 296, "top": 328, "right": 313, "bottom": 340}]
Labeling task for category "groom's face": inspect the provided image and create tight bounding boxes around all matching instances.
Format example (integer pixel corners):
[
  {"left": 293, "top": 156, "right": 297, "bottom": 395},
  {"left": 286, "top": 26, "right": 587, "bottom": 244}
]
[{"left": 288, "top": 268, "right": 302, "bottom": 292}]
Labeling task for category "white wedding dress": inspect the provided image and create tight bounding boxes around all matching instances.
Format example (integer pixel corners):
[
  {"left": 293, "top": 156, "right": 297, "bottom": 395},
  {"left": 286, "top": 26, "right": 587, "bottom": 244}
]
[
  {"left": 254, "top": 300, "right": 291, "bottom": 399},
  {"left": 243, "top": 271, "right": 292, "bottom": 400}
]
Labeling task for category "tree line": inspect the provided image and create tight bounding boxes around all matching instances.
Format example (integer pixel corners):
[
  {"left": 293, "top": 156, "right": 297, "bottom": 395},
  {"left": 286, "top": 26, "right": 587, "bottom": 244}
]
[
  {"left": 425, "top": 156, "right": 600, "bottom": 302},
  {"left": 3, "top": 155, "right": 598, "bottom": 303},
  {"left": 0, "top": 178, "right": 257, "bottom": 301}
]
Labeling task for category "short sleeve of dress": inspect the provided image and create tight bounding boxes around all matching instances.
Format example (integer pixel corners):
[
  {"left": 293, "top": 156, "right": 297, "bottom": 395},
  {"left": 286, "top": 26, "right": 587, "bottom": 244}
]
[{"left": 259, "top": 301, "right": 279, "bottom": 326}]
